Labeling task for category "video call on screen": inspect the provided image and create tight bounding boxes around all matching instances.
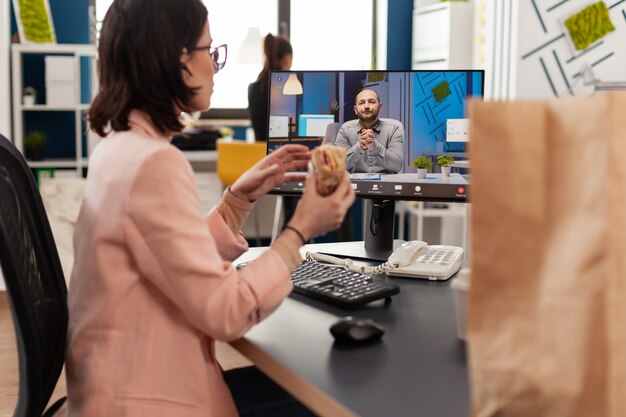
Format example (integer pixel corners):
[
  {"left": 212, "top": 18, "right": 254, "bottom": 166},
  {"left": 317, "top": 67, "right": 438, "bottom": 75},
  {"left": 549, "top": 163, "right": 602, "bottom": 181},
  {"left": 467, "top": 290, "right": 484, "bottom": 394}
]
[{"left": 266, "top": 70, "right": 485, "bottom": 201}]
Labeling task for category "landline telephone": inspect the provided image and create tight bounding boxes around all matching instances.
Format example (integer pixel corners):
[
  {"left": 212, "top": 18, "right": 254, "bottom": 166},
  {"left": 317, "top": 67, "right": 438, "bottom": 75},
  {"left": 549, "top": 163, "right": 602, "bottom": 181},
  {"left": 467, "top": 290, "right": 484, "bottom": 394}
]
[{"left": 306, "top": 241, "right": 464, "bottom": 281}]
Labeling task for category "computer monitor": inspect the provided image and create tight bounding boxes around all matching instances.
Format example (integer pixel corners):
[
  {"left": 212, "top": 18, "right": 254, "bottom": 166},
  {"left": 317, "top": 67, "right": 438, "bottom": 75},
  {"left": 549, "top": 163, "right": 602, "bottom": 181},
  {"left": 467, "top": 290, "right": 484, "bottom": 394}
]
[
  {"left": 268, "top": 115, "right": 290, "bottom": 138},
  {"left": 265, "top": 69, "right": 484, "bottom": 259},
  {"left": 298, "top": 114, "right": 335, "bottom": 137}
]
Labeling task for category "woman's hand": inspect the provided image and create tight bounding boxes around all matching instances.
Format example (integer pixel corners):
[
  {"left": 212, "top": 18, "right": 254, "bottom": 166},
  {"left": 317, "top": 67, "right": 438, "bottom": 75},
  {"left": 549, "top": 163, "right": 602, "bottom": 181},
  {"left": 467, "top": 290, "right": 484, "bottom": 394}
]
[
  {"left": 230, "top": 144, "right": 310, "bottom": 202},
  {"left": 287, "top": 172, "right": 356, "bottom": 240}
]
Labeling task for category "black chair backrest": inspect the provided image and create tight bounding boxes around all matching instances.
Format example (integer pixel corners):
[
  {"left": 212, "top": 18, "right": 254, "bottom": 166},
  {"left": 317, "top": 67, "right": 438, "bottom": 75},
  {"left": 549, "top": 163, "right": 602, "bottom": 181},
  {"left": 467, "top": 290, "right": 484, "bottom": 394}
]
[{"left": 0, "top": 134, "right": 68, "bottom": 417}]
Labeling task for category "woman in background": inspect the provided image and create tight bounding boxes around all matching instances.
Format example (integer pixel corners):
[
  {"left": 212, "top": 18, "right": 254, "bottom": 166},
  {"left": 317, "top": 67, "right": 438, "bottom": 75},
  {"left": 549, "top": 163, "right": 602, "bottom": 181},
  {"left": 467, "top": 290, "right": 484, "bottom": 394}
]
[
  {"left": 55, "top": 0, "right": 354, "bottom": 416},
  {"left": 248, "top": 34, "right": 293, "bottom": 142},
  {"left": 248, "top": 34, "right": 300, "bottom": 228}
]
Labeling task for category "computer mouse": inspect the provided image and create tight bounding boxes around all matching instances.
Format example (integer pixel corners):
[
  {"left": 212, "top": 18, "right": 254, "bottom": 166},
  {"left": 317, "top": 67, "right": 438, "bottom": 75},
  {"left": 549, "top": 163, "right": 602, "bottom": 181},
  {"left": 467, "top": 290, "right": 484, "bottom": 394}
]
[{"left": 330, "top": 316, "right": 385, "bottom": 344}]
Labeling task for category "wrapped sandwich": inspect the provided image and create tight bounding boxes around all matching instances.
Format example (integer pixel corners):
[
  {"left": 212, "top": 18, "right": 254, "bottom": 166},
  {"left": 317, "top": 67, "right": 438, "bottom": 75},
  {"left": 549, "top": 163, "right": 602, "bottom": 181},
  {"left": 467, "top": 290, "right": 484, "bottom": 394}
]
[{"left": 309, "top": 144, "right": 346, "bottom": 196}]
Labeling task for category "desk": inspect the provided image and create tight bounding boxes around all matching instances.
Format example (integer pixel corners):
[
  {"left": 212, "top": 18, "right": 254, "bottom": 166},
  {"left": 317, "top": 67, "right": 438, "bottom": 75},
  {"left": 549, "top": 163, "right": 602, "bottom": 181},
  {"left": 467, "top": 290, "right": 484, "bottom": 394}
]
[{"left": 230, "top": 243, "right": 469, "bottom": 417}]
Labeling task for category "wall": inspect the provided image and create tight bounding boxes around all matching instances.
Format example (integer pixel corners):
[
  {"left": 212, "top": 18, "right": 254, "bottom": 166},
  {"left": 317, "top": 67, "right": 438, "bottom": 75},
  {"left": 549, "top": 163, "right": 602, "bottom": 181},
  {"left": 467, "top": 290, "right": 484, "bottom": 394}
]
[
  {"left": 477, "top": 0, "right": 626, "bottom": 99},
  {"left": 301, "top": 72, "right": 336, "bottom": 115},
  {"left": 516, "top": 0, "right": 626, "bottom": 98},
  {"left": 269, "top": 72, "right": 297, "bottom": 121},
  {"left": 386, "top": 0, "right": 413, "bottom": 70},
  {"left": 10, "top": 0, "right": 90, "bottom": 44}
]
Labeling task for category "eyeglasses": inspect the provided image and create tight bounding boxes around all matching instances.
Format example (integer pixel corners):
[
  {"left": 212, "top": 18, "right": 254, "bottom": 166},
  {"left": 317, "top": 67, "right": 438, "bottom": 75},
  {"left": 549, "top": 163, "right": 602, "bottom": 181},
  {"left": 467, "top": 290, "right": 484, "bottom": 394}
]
[{"left": 188, "top": 44, "right": 228, "bottom": 72}]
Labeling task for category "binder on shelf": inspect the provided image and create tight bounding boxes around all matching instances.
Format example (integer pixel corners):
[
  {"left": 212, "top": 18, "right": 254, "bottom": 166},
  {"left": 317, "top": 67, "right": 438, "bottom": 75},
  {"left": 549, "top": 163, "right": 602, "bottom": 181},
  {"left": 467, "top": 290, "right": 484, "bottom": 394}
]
[{"left": 45, "top": 56, "right": 76, "bottom": 107}]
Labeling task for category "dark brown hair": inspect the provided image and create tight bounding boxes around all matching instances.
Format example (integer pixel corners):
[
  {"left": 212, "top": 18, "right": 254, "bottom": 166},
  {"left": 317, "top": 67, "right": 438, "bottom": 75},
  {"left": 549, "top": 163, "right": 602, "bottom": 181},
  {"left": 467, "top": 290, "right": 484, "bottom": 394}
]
[
  {"left": 256, "top": 33, "right": 293, "bottom": 85},
  {"left": 89, "top": 0, "right": 208, "bottom": 137}
]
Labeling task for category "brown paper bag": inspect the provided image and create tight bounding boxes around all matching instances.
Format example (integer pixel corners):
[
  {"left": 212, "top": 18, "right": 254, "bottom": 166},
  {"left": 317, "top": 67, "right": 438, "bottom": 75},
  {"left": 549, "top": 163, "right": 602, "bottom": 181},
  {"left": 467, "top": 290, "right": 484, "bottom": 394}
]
[{"left": 468, "top": 92, "right": 626, "bottom": 417}]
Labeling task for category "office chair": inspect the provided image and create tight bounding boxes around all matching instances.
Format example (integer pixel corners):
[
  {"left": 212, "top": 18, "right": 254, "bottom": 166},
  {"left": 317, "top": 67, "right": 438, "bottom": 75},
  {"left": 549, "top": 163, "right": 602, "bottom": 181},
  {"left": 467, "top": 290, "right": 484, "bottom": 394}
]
[
  {"left": 0, "top": 134, "right": 68, "bottom": 417},
  {"left": 216, "top": 139, "right": 267, "bottom": 185},
  {"left": 216, "top": 139, "right": 277, "bottom": 245},
  {"left": 322, "top": 122, "right": 340, "bottom": 145}
]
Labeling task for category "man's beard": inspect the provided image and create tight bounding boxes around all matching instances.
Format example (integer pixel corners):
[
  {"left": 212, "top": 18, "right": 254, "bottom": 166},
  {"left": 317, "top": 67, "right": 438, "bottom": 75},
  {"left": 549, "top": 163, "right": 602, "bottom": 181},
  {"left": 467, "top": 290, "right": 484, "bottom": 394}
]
[{"left": 358, "top": 110, "right": 378, "bottom": 124}]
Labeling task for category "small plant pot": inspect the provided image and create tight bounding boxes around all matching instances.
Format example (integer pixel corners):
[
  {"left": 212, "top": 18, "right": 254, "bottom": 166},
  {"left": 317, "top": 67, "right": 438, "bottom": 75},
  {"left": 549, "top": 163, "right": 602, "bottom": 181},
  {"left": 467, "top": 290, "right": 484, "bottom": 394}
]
[
  {"left": 23, "top": 95, "right": 36, "bottom": 106},
  {"left": 417, "top": 168, "right": 428, "bottom": 179},
  {"left": 27, "top": 147, "right": 45, "bottom": 161},
  {"left": 23, "top": 86, "right": 37, "bottom": 106},
  {"left": 441, "top": 166, "right": 451, "bottom": 177}
]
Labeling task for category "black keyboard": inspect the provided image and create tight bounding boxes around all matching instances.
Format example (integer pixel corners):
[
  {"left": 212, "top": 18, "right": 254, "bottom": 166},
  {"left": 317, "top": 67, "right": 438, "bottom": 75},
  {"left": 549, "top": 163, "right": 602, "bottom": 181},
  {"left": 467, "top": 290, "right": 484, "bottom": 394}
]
[{"left": 290, "top": 261, "right": 400, "bottom": 309}]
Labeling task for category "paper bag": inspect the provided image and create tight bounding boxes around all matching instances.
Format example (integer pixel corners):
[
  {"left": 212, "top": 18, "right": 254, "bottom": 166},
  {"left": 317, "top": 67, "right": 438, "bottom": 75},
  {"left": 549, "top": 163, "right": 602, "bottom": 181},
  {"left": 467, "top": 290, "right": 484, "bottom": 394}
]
[{"left": 468, "top": 92, "right": 626, "bottom": 417}]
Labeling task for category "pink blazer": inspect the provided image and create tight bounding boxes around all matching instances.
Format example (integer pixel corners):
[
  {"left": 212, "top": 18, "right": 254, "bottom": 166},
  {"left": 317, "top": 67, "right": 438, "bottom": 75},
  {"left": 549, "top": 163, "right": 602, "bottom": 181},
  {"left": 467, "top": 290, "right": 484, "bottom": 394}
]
[{"left": 55, "top": 112, "right": 292, "bottom": 416}]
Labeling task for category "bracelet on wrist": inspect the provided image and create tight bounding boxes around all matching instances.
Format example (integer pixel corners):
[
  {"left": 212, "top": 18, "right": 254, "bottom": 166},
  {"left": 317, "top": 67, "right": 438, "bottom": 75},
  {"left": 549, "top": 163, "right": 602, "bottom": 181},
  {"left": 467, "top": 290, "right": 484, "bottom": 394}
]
[{"left": 284, "top": 225, "right": 307, "bottom": 245}]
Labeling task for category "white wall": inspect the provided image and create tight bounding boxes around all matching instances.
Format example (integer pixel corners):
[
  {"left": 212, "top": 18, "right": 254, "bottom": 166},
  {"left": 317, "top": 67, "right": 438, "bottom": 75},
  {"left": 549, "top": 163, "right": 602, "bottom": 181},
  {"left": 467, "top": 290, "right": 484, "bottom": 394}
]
[
  {"left": 476, "top": 0, "right": 626, "bottom": 100},
  {"left": 514, "top": 0, "right": 626, "bottom": 99},
  {"left": 376, "top": 0, "right": 387, "bottom": 70}
]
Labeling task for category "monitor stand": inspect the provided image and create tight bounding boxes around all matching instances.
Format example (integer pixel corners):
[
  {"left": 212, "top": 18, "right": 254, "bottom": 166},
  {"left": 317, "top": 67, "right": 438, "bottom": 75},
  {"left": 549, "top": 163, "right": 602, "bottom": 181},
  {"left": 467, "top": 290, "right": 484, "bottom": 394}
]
[{"left": 316, "top": 200, "right": 404, "bottom": 262}]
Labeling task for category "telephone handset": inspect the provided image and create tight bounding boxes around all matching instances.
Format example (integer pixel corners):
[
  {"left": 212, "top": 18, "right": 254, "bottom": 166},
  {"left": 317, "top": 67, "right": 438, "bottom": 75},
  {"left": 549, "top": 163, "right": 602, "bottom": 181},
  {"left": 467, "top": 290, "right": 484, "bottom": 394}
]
[
  {"left": 387, "top": 240, "right": 429, "bottom": 268},
  {"left": 305, "top": 241, "right": 464, "bottom": 281}
]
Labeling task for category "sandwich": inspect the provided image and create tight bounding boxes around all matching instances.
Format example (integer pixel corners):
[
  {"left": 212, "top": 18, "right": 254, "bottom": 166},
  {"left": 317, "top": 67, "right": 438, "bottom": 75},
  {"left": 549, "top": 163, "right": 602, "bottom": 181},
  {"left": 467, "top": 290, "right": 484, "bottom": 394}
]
[{"left": 309, "top": 145, "right": 346, "bottom": 196}]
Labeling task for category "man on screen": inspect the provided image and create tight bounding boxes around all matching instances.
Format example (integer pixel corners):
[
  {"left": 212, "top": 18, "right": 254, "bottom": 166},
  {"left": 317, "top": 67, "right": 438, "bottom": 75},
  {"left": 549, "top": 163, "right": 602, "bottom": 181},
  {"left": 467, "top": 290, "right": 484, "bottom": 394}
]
[{"left": 334, "top": 89, "right": 404, "bottom": 174}]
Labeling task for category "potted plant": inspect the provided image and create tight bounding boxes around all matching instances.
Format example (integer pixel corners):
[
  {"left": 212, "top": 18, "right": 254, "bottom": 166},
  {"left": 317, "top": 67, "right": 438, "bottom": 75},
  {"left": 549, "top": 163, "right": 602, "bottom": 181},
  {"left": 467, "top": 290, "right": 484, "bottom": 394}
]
[
  {"left": 22, "top": 86, "right": 37, "bottom": 106},
  {"left": 411, "top": 156, "right": 432, "bottom": 179},
  {"left": 25, "top": 130, "right": 47, "bottom": 161},
  {"left": 437, "top": 154, "right": 455, "bottom": 177}
]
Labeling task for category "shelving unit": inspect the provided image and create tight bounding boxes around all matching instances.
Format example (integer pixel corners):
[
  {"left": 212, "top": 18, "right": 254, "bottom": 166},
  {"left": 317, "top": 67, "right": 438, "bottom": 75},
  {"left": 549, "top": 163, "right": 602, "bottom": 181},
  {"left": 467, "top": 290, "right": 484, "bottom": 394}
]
[
  {"left": 11, "top": 43, "right": 98, "bottom": 174},
  {"left": 412, "top": 2, "right": 474, "bottom": 70},
  {"left": 409, "top": 2, "right": 474, "bottom": 257}
]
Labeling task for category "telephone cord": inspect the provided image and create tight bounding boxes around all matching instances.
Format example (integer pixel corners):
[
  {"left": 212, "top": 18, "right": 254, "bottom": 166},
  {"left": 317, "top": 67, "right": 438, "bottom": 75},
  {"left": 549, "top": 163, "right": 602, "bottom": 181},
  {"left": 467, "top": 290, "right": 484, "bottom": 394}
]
[{"left": 305, "top": 252, "right": 394, "bottom": 276}]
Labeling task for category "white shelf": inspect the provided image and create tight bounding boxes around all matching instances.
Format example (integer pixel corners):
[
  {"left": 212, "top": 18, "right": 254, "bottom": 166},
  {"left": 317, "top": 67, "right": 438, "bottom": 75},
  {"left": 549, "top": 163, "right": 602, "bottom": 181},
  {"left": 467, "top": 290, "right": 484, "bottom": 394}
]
[
  {"left": 12, "top": 44, "right": 98, "bottom": 171},
  {"left": 26, "top": 158, "right": 88, "bottom": 169},
  {"left": 412, "top": 2, "right": 474, "bottom": 70},
  {"left": 21, "top": 104, "right": 90, "bottom": 111},
  {"left": 27, "top": 159, "right": 82, "bottom": 168},
  {"left": 183, "top": 150, "right": 217, "bottom": 162},
  {"left": 12, "top": 43, "right": 97, "bottom": 55}
]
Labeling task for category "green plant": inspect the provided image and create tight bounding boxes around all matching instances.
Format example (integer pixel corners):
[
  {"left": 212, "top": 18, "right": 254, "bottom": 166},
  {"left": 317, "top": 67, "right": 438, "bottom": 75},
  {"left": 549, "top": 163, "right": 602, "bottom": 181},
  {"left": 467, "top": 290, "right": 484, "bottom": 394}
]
[
  {"left": 411, "top": 156, "right": 432, "bottom": 170},
  {"left": 219, "top": 127, "right": 234, "bottom": 138},
  {"left": 18, "top": 0, "right": 55, "bottom": 43},
  {"left": 437, "top": 154, "right": 454, "bottom": 167},
  {"left": 565, "top": 1, "right": 615, "bottom": 51},
  {"left": 432, "top": 81, "right": 451, "bottom": 103},
  {"left": 25, "top": 131, "right": 47, "bottom": 161},
  {"left": 25, "top": 130, "right": 47, "bottom": 151}
]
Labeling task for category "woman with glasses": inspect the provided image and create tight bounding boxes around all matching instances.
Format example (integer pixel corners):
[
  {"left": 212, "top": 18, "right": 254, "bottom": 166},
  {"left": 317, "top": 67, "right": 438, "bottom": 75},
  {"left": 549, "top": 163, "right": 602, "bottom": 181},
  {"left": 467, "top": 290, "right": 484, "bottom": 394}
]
[{"left": 55, "top": 0, "right": 354, "bottom": 416}]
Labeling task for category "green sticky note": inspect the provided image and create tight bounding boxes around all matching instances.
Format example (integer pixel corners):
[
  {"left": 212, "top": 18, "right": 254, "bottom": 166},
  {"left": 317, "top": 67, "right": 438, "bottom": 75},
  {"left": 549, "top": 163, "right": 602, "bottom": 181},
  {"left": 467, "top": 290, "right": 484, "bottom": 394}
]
[
  {"left": 565, "top": 1, "right": 615, "bottom": 51},
  {"left": 432, "top": 81, "right": 451, "bottom": 103}
]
